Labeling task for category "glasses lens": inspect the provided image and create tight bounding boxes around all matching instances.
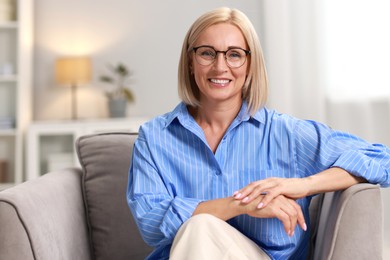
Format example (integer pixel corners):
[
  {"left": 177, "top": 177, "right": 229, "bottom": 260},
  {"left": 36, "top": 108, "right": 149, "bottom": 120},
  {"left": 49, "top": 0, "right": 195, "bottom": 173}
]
[
  {"left": 226, "top": 49, "right": 247, "bottom": 68},
  {"left": 194, "top": 47, "right": 216, "bottom": 66}
]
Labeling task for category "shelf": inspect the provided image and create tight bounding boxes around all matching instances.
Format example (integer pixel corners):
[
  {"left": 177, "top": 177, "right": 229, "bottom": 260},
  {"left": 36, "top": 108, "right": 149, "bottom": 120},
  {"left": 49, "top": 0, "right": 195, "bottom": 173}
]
[
  {"left": 0, "top": 128, "right": 16, "bottom": 136},
  {"left": 27, "top": 118, "right": 149, "bottom": 179},
  {"left": 0, "top": 21, "right": 18, "bottom": 29},
  {"left": 0, "top": 75, "right": 17, "bottom": 82},
  {"left": 0, "top": 0, "right": 33, "bottom": 187}
]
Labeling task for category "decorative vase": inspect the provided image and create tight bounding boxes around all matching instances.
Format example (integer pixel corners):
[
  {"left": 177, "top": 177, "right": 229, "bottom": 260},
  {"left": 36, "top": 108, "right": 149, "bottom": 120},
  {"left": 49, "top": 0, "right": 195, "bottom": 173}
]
[{"left": 108, "top": 98, "right": 127, "bottom": 118}]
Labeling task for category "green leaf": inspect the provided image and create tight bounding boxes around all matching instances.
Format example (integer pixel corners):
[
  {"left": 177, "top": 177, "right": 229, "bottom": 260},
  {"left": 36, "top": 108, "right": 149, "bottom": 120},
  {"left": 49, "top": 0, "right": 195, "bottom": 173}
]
[
  {"left": 123, "top": 88, "right": 134, "bottom": 102},
  {"left": 100, "top": 75, "right": 114, "bottom": 83},
  {"left": 116, "top": 64, "right": 129, "bottom": 77}
]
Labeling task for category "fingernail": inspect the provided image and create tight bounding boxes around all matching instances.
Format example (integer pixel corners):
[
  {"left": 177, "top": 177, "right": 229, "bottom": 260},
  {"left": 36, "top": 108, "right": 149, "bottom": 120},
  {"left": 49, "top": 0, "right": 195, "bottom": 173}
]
[
  {"left": 257, "top": 202, "right": 263, "bottom": 209},
  {"left": 242, "top": 197, "right": 249, "bottom": 203},
  {"left": 291, "top": 231, "right": 295, "bottom": 237},
  {"left": 234, "top": 192, "right": 241, "bottom": 199},
  {"left": 303, "top": 223, "right": 307, "bottom": 231}
]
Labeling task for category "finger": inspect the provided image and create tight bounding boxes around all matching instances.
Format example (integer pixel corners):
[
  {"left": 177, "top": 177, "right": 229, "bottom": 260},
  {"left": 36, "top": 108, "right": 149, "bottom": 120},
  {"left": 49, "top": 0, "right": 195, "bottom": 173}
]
[
  {"left": 243, "top": 187, "right": 269, "bottom": 204},
  {"left": 255, "top": 191, "right": 269, "bottom": 209},
  {"left": 279, "top": 199, "right": 298, "bottom": 236},
  {"left": 233, "top": 178, "right": 281, "bottom": 201},
  {"left": 241, "top": 183, "right": 276, "bottom": 204},
  {"left": 267, "top": 196, "right": 293, "bottom": 236},
  {"left": 233, "top": 181, "right": 260, "bottom": 200},
  {"left": 256, "top": 189, "right": 280, "bottom": 209},
  {"left": 276, "top": 210, "right": 292, "bottom": 236},
  {"left": 291, "top": 200, "right": 307, "bottom": 231}
]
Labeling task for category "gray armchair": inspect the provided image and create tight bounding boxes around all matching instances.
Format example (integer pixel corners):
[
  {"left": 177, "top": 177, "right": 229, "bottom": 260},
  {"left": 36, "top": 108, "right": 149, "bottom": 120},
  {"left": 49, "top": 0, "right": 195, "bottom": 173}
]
[{"left": 0, "top": 132, "right": 383, "bottom": 259}]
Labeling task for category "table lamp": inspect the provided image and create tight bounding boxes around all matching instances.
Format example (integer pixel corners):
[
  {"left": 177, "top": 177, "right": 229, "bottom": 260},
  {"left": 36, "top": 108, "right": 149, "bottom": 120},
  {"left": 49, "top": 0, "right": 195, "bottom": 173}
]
[{"left": 55, "top": 57, "right": 91, "bottom": 120}]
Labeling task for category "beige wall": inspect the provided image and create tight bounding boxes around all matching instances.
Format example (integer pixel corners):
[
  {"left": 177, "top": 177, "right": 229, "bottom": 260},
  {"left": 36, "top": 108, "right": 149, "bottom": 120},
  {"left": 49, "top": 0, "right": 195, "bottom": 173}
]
[{"left": 33, "top": 0, "right": 262, "bottom": 120}]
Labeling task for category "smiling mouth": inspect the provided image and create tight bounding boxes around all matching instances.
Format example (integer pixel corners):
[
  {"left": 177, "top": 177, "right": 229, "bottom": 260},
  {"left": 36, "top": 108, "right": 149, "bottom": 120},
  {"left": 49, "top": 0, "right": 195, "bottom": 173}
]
[{"left": 209, "top": 79, "right": 231, "bottom": 85}]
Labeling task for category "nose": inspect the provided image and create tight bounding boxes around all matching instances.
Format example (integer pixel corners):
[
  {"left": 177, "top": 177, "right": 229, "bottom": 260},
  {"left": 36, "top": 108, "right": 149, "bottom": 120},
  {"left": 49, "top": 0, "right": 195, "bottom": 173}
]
[{"left": 213, "top": 52, "right": 228, "bottom": 71}]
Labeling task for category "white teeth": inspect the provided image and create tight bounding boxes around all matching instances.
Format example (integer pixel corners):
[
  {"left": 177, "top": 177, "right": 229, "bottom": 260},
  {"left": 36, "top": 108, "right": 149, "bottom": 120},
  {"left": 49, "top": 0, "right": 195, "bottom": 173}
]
[{"left": 210, "top": 79, "right": 229, "bottom": 84}]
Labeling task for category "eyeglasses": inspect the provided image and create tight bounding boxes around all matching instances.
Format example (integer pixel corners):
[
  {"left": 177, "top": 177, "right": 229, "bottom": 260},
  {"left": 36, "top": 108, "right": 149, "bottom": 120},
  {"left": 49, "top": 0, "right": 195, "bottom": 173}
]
[{"left": 192, "top": 45, "right": 250, "bottom": 68}]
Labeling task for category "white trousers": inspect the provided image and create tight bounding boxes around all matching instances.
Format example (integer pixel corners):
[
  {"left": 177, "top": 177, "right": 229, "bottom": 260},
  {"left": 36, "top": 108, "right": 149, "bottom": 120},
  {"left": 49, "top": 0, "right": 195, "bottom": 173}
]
[{"left": 170, "top": 214, "right": 271, "bottom": 260}]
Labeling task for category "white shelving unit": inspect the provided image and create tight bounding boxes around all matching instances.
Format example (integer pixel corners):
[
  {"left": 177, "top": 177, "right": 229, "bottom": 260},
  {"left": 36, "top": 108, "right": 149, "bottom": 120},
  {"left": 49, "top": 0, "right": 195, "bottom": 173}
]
[
  {"left": 0, "top": 0, "right": 33, "bottom": 190},
  {"left": 26, "top": 117, "right": 148, "bottom": 180}
]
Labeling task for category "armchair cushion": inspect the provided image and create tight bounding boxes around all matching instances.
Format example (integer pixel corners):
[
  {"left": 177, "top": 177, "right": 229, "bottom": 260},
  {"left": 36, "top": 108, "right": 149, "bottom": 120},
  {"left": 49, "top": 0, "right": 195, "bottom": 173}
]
[
  {"left": 76, "top": 132, "right": 152, "bottom": 260},
  {"left": 313, "top": 183, "right": 383, "bottom": 260},
  {"left": 0, "top": 168, "right": 91, "bottom": 260}
]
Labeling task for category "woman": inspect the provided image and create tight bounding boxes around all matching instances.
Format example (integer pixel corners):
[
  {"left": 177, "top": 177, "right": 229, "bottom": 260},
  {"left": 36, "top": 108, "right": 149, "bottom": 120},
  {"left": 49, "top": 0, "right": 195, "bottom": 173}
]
[{"left": 127, "top": 7, "right": 390, "bottom": 260}]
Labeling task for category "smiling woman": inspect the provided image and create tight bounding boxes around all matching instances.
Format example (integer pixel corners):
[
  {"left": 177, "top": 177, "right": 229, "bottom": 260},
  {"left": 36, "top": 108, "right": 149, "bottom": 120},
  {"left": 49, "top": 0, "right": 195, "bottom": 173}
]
[{"left": 126, "top": 6, "right": 390, "bottom": 260}]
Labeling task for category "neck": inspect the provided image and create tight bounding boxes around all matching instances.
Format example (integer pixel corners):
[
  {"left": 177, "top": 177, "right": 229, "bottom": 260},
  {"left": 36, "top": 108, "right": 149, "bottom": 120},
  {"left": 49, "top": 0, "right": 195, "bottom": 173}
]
[
  {"left": 188, "top": 99, "right": 242, "bottom": 153},
  {"left": 190, "top": 99, "right": 242, "bottom": 131}
]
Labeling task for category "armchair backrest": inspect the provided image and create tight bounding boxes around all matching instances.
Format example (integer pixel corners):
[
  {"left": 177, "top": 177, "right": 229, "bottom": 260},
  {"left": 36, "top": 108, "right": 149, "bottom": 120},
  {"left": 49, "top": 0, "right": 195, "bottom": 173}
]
[{"left": 76, "top": 132, "right": 152, "bottom": 260}]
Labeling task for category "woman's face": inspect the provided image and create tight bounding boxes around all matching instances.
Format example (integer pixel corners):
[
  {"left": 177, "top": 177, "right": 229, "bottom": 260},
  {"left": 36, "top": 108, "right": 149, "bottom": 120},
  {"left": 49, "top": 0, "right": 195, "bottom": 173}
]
[{"left": 191, "top": 23, "right": 249, "bottom": 108}]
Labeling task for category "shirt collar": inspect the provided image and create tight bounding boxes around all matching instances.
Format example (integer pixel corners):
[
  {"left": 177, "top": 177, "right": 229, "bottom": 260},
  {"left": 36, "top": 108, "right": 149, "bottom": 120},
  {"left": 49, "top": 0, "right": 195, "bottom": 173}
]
[
  {"left": 250, "top": 105, "right": 266, "bottom": 124},
  {"left": 165, "top": 101, "right": 266, "bottom": 128},
  {"left": 235, "top": 102, "right": 266, "bottom": 125},
  {"left": 165, "top": 102, "right": 190, "bottom": 128}
]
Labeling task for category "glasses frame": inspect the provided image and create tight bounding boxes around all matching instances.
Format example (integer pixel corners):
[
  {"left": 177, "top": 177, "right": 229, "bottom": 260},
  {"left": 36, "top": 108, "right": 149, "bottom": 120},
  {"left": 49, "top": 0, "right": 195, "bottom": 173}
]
[{"left": 192, "top": 45, "right": 251, "bottom": 68}]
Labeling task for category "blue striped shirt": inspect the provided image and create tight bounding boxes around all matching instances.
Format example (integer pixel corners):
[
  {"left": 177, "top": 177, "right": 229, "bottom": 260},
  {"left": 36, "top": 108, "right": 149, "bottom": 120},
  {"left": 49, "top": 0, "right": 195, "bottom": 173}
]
[{"left": 127, "top": 102, "right": 390, "bottom": 260}]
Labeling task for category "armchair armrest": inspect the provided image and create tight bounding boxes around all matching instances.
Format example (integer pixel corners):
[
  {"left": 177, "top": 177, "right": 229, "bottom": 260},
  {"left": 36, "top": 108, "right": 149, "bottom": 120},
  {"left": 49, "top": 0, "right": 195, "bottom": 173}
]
[
  {"left": 313, "top": 183, "right": 383, "bottom": 260},
  {"left": 0, "top": 168, "right": 91, "bottom": 260}
]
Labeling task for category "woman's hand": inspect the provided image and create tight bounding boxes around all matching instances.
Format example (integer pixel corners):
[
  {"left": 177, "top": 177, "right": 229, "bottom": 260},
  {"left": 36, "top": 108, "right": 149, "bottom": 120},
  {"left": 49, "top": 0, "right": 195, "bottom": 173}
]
[
  {"left": 233, "top": 177, "right": 310, "bottom": 209},
  {"left": 244, "top": 194, "right": 307, "bottom": 236},
  {"left": 233, "top": 168, "right": 366, "bottom": 210}
]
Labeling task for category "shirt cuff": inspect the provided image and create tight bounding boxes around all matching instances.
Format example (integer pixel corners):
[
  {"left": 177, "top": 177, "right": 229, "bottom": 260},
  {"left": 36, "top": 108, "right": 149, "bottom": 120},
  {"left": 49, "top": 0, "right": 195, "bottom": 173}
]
[{"left": 332, "top": 150, "right": 390, "bottom": 187}]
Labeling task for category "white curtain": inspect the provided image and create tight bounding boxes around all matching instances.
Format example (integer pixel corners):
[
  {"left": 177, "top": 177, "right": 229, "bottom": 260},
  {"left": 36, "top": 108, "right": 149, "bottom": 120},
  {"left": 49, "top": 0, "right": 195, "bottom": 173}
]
[
  {"left": 260, "top": 0, "right": 326, "bottom": 122},
  {"left": 259, "top": 0, "right": 390, "bottom": 257},
  {"left": 260, "top": 0, "right": 390, "bottom": 145}
]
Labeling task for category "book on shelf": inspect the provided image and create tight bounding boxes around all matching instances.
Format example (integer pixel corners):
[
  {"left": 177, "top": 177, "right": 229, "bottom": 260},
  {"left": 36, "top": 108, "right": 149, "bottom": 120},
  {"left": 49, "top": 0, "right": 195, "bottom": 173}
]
[
  {"left": 0, "top": 159, "right": 7, "bottom": 183},
  {"left": 0, "top": 117, "right": 15, "bottom": 129}
]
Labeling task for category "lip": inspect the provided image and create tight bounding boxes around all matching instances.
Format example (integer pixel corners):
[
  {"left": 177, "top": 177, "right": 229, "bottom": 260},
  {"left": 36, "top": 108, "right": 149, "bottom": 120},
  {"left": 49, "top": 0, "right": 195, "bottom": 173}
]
[{"left": 208, "top": 78, "right": 232, "bottom": 87}]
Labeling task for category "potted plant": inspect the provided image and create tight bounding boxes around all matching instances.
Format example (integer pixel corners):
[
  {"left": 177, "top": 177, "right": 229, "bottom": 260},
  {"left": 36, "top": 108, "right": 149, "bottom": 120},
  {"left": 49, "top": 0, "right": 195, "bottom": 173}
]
[{"left": 99, "top": 63, "right": 135, "bottom": 117}]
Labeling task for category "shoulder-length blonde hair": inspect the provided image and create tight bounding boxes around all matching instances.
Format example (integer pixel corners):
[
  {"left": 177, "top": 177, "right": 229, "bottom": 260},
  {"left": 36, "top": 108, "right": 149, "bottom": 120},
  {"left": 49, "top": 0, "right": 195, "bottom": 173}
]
[{"left": 178, "top": 7, "right": 268, "bottom": 115}]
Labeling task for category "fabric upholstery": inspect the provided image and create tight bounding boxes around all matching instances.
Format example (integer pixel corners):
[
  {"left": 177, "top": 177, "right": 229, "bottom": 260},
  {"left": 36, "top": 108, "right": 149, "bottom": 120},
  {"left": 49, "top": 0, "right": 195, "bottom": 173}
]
[
  {"left": 0, "top": 202, "right": 34, "bottom": 259},
  {"left": 76, "top": 132, "right": 152, "bottom": 260},
  {"left": 307, "top": 193, "right": 324, "bottom": 259},
  {"left": 0, "top": 168, "right": 91, "bottom": 260},
  {"left": 313, "top": 183, "right": 383, "bottom": 260}
]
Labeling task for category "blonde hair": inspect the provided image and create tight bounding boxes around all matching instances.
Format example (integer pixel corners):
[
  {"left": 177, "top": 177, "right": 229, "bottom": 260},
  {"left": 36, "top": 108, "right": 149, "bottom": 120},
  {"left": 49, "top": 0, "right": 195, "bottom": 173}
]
[{"left": 178, "top": 7, "right": 268, "bottom": 115}]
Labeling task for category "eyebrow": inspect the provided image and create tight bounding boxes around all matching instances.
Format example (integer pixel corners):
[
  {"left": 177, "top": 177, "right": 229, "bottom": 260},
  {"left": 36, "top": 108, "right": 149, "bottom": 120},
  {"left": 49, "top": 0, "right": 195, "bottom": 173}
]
[{"left": 197, "top": 45, "right": 247, "bottom": 50}]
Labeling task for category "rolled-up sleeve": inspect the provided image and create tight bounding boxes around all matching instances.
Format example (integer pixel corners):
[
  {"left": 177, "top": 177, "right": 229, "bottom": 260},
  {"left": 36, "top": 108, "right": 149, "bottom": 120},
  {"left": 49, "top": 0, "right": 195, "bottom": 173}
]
[
  {"left": 127, "top": 130, "right": 202, "bottom": 247},
  {"left": 294, "top": 119, "right": 390, "bottom": 187}
]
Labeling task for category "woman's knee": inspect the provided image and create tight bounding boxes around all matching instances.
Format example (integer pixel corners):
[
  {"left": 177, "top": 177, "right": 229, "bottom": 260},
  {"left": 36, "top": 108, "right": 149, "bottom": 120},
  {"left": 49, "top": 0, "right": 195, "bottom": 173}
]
[{"left": 178, "top": 214, "right": 222, "bottom": 234}]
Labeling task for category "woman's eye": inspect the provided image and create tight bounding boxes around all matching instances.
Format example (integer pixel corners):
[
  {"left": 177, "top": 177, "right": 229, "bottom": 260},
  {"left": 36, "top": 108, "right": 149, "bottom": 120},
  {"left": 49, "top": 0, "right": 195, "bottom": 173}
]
[
  {"left": 228, "top": 51, "right": 242, "bottom": 59},
  {"left": 200, "top": 49, "right": 215, "bottom": 58}
]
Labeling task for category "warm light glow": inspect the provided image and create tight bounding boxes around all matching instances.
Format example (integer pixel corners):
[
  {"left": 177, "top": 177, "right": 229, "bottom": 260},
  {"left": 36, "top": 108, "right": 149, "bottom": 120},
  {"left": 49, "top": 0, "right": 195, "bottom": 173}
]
[
  {"left": 41, "top": 22, "right": 128, "bottom": 56},
  {"left": 55, "top": 57, "right": 91, "bottom": 85}
]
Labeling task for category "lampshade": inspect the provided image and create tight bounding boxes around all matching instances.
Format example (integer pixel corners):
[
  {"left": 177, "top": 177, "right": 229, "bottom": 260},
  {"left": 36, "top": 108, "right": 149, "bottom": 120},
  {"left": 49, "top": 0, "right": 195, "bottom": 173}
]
[{"left": 55, "top": 57, "right": 91, "bottom": 85}]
